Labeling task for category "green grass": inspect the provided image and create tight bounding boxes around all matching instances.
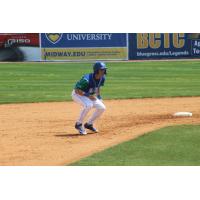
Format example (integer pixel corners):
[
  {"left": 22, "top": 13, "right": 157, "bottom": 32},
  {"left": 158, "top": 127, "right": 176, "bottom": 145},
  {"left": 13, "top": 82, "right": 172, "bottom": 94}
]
[
  {"left": 71, "top": 125, "right": 200, "bottom": 166},
  {"left": 0, "top": 61, "right": 200, "bottom": 104}
]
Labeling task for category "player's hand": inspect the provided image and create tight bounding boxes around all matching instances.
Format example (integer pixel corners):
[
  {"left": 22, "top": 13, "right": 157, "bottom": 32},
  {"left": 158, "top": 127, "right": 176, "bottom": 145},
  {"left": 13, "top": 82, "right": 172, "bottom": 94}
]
[{"left": 88, "top": 95, "right": 96, "bottom": 101}]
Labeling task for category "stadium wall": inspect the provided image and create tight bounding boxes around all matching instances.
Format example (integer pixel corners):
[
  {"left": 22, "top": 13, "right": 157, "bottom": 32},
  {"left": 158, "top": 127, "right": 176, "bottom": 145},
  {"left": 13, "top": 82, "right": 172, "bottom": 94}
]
[
  {"left": 0, "top": 33, "right": 199, "bottom": 61},
  {"left": 128, "top": 33, "right": 200, "bottom": 60},
  {"left": 41, "top": 33, "right": 128, "bottom": 61},
  {"left": 0, "top": 33, "right": 40, "bottom": 61}
]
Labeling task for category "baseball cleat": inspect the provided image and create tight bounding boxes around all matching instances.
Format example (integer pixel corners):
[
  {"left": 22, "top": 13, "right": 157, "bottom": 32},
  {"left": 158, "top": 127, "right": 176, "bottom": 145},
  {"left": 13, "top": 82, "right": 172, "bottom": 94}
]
[
  {"left": 75, "top": 123, "right": 87, "bottom": 135},
  {"left": 84, "top": 123, "right": 99, "bottom": 133}
]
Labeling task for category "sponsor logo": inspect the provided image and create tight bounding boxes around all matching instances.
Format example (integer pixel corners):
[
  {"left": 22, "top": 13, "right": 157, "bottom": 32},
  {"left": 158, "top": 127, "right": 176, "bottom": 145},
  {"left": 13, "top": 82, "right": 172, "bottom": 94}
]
[
  {"left": 5, "top": 39, "right": 31, "bottom": 47},
  {"left": 65, "top": 33, "right": 112, "bottom": 41},
  {"left": 45, "top": 33, "right": 63, "bottom": 44},
  {"left": 137, "top": 33, "right": 186, "bottom": 49},
  {"left": 41, "top": 48, "right": 127, "bottom": 60}
]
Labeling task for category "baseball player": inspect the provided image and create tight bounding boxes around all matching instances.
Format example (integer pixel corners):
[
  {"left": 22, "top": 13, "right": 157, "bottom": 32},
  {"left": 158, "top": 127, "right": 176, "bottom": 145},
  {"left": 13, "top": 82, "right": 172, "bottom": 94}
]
[{"left": 71, "top": 62, "right": 107, "bottom": 135}]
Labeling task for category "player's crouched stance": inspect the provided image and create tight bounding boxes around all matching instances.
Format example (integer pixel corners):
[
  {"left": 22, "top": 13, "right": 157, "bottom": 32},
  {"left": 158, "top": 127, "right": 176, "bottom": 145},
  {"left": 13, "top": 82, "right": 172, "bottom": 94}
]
[{"left": 71, "top": 62, "right": 107, "bottom": 135}]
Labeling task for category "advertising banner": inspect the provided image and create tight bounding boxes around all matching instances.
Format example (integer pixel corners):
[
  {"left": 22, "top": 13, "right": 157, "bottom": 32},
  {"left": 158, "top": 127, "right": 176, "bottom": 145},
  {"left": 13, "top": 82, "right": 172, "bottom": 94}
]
[
  {"left": 190, "top": 34, "right": 200, "bottom": 56},
  {"left": 0, "top": 33, "right": 40, "bottom": 61},
  {"left": 41, "top": 33, "right": 128, "bottom": 61},
  {"left": 129, "top": 33, "right": 200, "bottom": 60}
]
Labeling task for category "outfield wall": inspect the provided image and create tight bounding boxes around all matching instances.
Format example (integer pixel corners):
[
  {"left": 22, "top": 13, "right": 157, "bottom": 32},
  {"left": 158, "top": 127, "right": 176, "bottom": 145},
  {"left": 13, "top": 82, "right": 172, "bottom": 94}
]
[
  {"left": 0, "top": 33, "right": 200, "bottom": 61},
  {"left": 0, "top": 33, "right": 40, "bottom": 61},
  {"left": 128, "top": 33, "right": 200, "bottom": 60},
  {"left": 41, "top": 33, "right": 128, "bottom": 61}
]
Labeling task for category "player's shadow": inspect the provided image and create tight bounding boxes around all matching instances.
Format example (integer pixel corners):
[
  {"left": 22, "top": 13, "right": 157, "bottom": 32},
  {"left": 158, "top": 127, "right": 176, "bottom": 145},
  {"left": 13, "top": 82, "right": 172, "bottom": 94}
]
[
  {"left": 54, "top": 132, "right": 95, "bottom": 138},
  {"left": 55, "top": 133, "right": 80, "bottom": 138}
]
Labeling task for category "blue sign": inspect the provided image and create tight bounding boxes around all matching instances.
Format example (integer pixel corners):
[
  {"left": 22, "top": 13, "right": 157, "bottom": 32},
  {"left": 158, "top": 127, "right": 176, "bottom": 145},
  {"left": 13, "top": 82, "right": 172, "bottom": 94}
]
[
  {"left": 41, "top": 33, "right": 127, "bottom": 48},
  {"left": 129, "top": 33, "right": 193, "bottom": 59},
  {"left": 191, "top": 40, "right": 200, "bottom": 56}
]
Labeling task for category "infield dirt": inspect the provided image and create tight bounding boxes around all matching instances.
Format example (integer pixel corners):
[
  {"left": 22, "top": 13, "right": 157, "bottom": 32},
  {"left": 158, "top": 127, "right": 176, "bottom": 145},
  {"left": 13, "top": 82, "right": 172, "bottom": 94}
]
[{"left": 0, "top": 97, "right": 200, "bottom": 166}]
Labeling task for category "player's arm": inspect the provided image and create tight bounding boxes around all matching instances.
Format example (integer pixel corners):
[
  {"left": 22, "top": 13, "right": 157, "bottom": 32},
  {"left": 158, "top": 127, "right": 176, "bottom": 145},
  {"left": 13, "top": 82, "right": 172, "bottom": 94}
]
[
  {"left": 96, "top": 77, "right": 105, "bottom": 100},
  {"left": 96, "top": 88, "right": 102, "bottom": 100},
  {"left": 74, "top": 77, "right": 89, "bottom": 96},
  {"left": 75, "top": 77, "right": 96, "bottom": 100},
  {"left": 75, "top": 88, "right": 85, "bottom": 96},
  {"left": 75, "top": 89, "right": 96, "bottom": 100}
]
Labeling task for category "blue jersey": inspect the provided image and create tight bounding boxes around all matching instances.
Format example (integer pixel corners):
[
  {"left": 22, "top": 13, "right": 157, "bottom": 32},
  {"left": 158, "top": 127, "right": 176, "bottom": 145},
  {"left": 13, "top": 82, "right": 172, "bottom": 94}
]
[{"left": 75, "top": 73, "right": 105, "bottom": 95}]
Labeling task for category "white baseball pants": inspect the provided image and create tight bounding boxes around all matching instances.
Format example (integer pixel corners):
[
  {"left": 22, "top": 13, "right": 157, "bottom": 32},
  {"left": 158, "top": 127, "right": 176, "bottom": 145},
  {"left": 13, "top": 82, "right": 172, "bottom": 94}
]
[{"left": 71, "top": 90, "right": 106, "bottom": 124}]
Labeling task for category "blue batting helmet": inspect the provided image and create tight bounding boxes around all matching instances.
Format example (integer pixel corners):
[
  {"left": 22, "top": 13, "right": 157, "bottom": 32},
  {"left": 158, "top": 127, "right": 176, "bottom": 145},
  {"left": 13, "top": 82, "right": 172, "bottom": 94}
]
[{"left": 93, "top": 62, "right": 107, "bottom": 74}]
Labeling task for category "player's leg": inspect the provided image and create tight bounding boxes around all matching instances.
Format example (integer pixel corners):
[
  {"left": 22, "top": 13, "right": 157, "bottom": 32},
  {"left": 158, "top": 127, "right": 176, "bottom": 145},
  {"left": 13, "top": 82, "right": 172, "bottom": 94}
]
[
  {"left": 71, "top": 90, "right": 93, "bottom": 134},
  {"left": 85, "top": 99, "right": 106, "bottom": 132}
]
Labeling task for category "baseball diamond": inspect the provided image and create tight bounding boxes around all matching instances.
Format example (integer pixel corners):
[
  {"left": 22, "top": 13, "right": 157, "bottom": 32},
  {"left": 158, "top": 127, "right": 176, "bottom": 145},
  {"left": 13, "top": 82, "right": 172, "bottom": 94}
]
[{"left": 0, "top": 60, "right": 200, "bottom": 165}]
